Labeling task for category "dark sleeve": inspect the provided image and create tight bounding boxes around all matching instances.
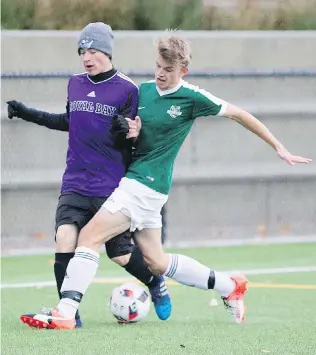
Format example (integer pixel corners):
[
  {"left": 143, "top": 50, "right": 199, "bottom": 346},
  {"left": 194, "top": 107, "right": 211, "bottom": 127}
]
[
  {"left": 114, "top": 86, "right": 139, "bottom": 169},
  {"left": 118, "top": 85, "right": 139, "bottom": 118},
  {"left": 21, "top": 103, "right": 70, "bottom": 132}
]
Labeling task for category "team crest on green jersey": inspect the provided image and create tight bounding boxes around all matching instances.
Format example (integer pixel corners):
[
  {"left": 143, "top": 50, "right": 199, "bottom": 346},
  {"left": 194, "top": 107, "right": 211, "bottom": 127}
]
[{"left": 167, "top": 105, "right": 182, "bottom": 119}]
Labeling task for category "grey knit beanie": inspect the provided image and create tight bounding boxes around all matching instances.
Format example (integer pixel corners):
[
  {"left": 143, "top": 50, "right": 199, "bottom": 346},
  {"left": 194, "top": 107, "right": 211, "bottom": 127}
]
[{"left": 78, "top": 22, "right": 114, "bottom": 57}]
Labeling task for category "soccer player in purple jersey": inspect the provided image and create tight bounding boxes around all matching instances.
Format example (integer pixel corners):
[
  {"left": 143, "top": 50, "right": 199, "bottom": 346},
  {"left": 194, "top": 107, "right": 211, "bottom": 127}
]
[{"left": 7, "top": 22, "right": 171, "bottom": 328}]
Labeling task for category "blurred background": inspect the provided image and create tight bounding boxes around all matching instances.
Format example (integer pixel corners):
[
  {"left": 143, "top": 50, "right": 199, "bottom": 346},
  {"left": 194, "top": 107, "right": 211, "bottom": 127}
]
[
  {"left": 2, "top": 0, "right": 316, "bottom": 30},
  {"left": 1, "top": 0, "right": 316, "bottom": 254}
]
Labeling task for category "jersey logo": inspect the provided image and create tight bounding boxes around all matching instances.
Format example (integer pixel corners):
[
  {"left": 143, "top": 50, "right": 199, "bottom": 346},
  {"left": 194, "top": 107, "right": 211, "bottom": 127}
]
[
  {"left": 167, "top": 105, "right": 182, "bottom": 119},
  {"left": 138, "top": 106, "right": 146, "bottom": 110},
  {"left": 87, "top": 91, "right": 96, "bottom": 98}
]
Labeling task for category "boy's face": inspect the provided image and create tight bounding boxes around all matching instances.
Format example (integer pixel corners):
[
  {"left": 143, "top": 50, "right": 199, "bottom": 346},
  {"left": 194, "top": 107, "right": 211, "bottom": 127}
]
[
  {"left": 79, "top": 48, "right": 110, "bottom": 75},
  {"left": 155, "top": 55, "right": 188, "bottom": 91}
]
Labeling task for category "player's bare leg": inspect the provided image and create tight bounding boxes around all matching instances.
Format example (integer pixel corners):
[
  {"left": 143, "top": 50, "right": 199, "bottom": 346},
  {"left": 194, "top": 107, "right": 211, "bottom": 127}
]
[{"left": 135, "top": 228, "right": 248, "bottom": 324}]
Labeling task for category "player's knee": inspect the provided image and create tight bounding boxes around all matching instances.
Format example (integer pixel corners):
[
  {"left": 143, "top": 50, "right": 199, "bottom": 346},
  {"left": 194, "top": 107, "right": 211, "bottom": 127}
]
[
  {"left": 55, "top": 225, "right": 78, "bottom": 252},
  {"left": 111, "top": 254, "right": 131, "bottom": 267}
]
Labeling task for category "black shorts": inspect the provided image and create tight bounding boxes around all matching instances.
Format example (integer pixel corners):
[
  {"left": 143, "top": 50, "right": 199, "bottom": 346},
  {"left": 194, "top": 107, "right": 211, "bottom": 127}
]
[{"left": 55, "top": 192, "right": 134, "bottom": 258}]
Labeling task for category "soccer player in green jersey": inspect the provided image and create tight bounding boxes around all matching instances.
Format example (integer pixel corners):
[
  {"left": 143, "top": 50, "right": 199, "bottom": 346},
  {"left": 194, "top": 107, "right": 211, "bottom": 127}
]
[{"left": 26, "top": 33, "right": 312, "bottom": 329}]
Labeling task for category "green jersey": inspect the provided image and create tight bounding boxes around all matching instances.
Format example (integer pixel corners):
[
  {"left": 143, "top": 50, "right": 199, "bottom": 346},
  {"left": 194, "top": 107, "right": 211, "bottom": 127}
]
[{"left": 126, "top": 79, "right": 227, "bottom": 195}]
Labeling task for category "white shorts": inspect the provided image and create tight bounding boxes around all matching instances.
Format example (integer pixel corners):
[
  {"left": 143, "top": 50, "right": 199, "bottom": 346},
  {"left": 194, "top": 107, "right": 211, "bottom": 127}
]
[{"left": 102, "top": 177, "right": 168, "bottom": 232}]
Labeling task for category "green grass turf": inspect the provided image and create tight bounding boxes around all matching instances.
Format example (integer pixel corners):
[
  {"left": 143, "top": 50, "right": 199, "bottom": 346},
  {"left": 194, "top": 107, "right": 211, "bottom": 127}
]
[{"left": 1, "top": 243, "right": 316, "bottom": 355}]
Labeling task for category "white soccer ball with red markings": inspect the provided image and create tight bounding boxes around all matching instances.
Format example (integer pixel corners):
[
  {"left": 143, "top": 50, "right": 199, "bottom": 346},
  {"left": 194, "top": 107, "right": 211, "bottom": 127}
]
[{"left": 109, "top": 282, "right": 150, "bottom": 323}]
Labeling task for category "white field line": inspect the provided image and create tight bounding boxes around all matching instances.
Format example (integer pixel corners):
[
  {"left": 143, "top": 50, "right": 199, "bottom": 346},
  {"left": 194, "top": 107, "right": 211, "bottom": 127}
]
[
  {"left": 2, "top": 235, "right": 316, "bottom": 257},
  {"left": 1, "top": 266, "right": 316, "bottom": 290},
  {"left": 164, "top": 235, "right": 316, "bottom": 249}
]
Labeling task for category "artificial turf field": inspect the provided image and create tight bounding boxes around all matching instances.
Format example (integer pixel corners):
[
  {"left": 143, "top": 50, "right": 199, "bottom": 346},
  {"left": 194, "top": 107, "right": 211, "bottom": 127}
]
[{"left": 1, "top": 242, "right": 316, "bottom": 355}]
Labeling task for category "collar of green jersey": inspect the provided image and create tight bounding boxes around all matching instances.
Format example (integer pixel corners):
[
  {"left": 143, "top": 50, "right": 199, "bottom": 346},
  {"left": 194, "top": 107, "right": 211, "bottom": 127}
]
[{"left": 156, "top": 79, "right": 184, "bottom": 96}]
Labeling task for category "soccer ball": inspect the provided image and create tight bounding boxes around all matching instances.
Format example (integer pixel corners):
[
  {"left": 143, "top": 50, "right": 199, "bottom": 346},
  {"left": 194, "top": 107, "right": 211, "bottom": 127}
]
[{"left": 109, "top": 282, "right": 150, "bottom": 323}]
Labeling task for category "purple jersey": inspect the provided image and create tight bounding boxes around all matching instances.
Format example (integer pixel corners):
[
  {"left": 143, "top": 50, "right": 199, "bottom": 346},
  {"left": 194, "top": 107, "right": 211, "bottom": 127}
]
[{"left": 61, "top": 71, "right": 138, "bottom": 197}]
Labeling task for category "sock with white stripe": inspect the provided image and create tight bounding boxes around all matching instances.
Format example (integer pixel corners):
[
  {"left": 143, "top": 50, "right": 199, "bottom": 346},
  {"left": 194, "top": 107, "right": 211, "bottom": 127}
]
[
  {"left": 164, "top": 254, "right": 234, "bottom": 297},
  {"left": 57, "top": 246, "right": 99, "bottom": 318}
]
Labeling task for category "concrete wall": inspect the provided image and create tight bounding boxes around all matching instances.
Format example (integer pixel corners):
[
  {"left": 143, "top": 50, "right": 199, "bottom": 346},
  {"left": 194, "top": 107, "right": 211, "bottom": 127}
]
[
  {"left": 2, "top": 31, "right": 316, "bottom": 73},
  {"left": 1, "top": 31, "right": 316, "bottom": 249}
]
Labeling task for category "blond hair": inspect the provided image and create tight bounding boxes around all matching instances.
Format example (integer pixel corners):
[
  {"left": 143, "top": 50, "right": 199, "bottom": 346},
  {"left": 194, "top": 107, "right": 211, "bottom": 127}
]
[{"left": 155, "top": 30, "right": 192, "bottom": 68}]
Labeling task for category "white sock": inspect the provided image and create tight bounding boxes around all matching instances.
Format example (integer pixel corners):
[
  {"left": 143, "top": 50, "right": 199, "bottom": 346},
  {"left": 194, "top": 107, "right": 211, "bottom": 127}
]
[
  {"left": 164, "top": 254, "right": 235, "bottom": 297},
  {"left": 164, "top": 254, "right": 210, "bottom": 290},
  {"left": 57, "top": 246, "right": 99, "bottom": 318},
  {"left": 214, "top": 271, "right": 235, "bottom": 298},
  {"left": 57, "top": 298, "right": 79, "bottom": 319}
]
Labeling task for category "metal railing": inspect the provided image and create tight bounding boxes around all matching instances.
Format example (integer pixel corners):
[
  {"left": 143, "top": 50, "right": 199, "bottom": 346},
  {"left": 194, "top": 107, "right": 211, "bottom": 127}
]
[{"left": 2, "top": 69, "right": 316, "bottom": 79}]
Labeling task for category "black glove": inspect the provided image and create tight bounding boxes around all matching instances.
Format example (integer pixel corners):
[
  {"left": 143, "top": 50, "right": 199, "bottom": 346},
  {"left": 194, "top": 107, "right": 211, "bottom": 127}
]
[
  {"left": 111, "top": 114, "right": 129, "bottom": 135},
  {"left": 7, "top": 100, "right": 30, "bottom": 120}
]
